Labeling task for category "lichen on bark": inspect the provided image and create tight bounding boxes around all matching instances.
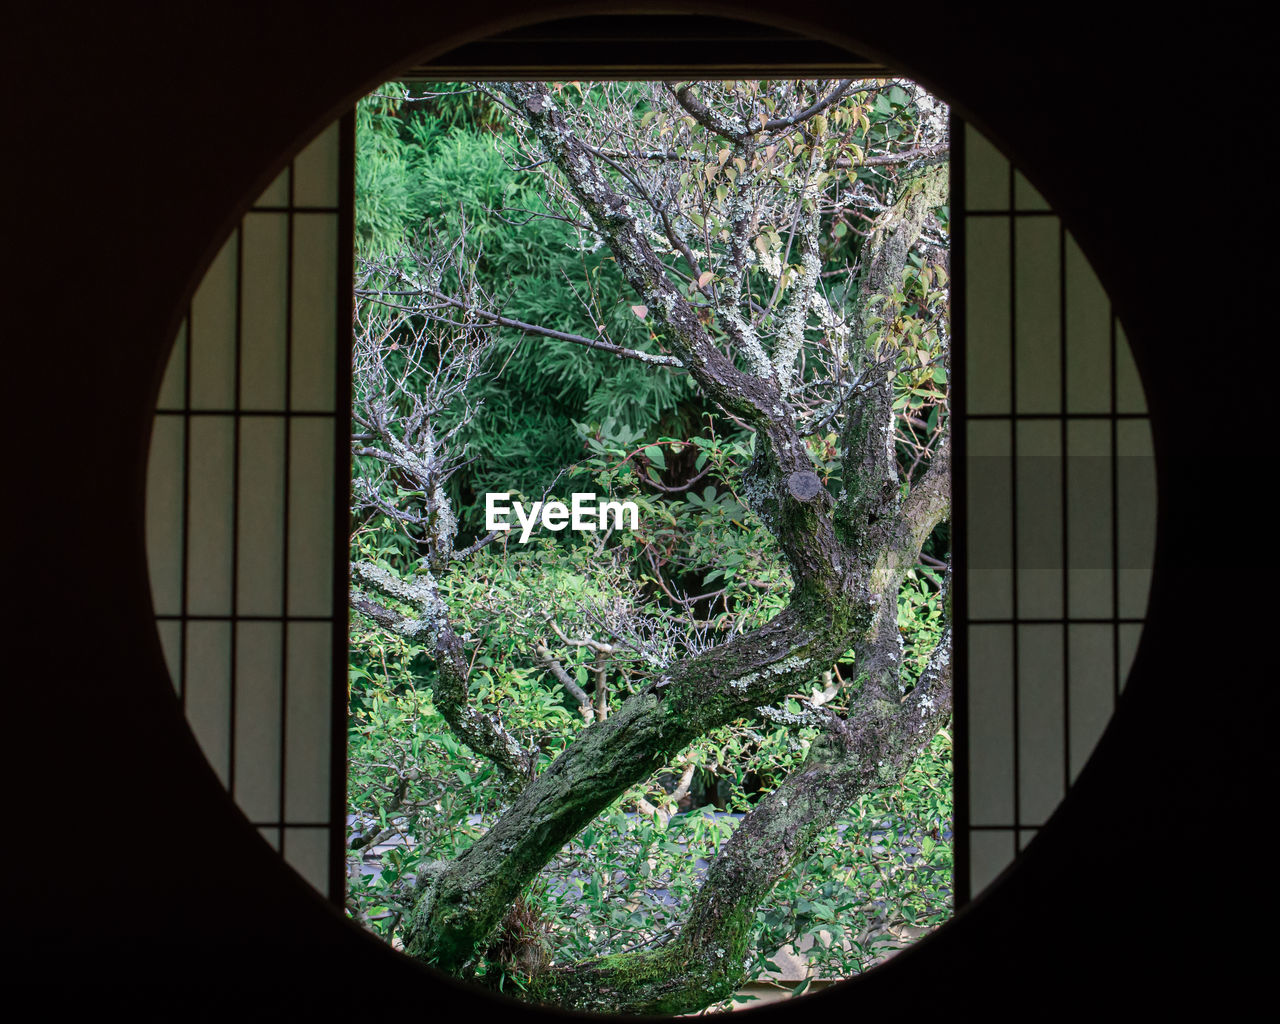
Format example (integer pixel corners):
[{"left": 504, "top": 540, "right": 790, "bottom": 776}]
[{"left": 352, "top": 79, "right": 952, "bottom": 1015}]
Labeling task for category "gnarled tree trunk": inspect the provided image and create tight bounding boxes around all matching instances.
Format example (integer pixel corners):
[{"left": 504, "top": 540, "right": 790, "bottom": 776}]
[{"left": 354, "top": 79, "right": 952, "bottom": 1015}]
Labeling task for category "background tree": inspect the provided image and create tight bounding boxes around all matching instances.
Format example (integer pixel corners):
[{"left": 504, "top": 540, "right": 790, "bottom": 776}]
[{"left": 348, "top": 78, "right": 951, "bottom": 1014}]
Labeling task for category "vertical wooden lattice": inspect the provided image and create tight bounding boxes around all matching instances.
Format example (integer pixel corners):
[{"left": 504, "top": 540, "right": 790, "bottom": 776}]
[
  {"left": 146, "top": 116, "right": 353, "bottom": 901},
  {"left": 953, "top": 119, "right": 1155, "bottom": 902}
]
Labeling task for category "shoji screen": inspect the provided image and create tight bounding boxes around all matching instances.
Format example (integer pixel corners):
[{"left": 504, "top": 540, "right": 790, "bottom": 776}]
[
  {"left": 146, "top": 116, "right": 353, "bottom": 901},
  {"left": 954, "top": 120, "right": 1155, "bottom": 901}
]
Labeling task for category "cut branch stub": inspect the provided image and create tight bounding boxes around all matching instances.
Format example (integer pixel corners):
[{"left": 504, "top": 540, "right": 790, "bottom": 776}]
[{"left": 786, "top": 470, "right": 825, "bottom": 502}]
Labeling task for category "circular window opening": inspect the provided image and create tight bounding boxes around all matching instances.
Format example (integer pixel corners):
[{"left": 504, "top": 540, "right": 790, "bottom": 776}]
[{"left": 144, "top": 22, "right": 1154, "bottom": 1018}]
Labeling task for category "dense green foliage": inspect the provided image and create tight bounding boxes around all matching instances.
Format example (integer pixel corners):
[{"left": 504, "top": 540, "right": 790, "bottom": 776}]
[
  {"left": 356, "top": 85, "right": 692, "bottom": 530},
  {"left": 348, "top": 80, "right": 951, "bottom": 1004}
]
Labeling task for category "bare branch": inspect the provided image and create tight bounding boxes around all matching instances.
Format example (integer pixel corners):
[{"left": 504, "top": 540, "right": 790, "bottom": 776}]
[
  {"left": 358, "top": 277, "right": 681, "bottom": 368},
  {"left": 757, "top": 78, "right": 855, "bottom": 133},
  {"left": 351, "top": 572, "right": 535, "bottom": 783},
  {"left": 533, "top": 641, "right": 594, "bottom": 722}
]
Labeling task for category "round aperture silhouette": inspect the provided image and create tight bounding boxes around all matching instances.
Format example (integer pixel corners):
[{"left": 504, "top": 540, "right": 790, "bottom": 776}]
[{"left": 145, "top": 65, "right": 1153, "bottom": 1016}]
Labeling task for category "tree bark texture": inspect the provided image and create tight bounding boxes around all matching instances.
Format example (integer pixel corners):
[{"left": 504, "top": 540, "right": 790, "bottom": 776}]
[
  {"left": 399, "top": 88, "right": 952, "bottom": 998},
  {"left": 360, "top": 82, "right": 955, "bottom": 1014}
]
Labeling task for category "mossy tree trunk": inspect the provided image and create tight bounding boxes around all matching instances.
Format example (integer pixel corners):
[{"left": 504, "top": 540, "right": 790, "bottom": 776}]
[
  {"left": 529, "top": 630, "right": 952, "bottom": 1015},
  {"left": 357, "top": 81, "right": 952, "bottom": 1014}
]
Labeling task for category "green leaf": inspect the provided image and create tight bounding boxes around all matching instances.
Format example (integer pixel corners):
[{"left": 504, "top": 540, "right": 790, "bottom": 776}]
[{"left": 643, "top": 445, "right": 666, "bottom": 470}]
